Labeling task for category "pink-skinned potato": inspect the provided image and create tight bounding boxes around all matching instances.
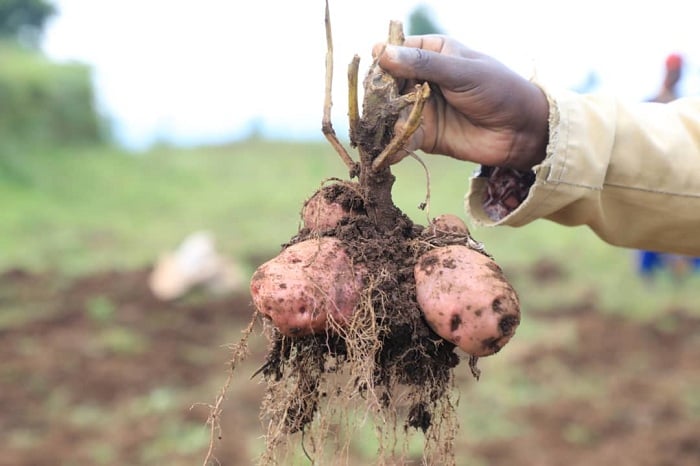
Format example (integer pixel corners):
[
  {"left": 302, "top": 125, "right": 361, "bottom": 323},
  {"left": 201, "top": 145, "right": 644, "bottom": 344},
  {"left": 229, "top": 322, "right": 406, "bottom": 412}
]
[
  {"left": 426, "top": 214, "right": 469, "bottom": 236},
  {"left": 302, "top": 190, "right": 349, "bottom": 231},
  {"left": 302, "top": 184, "right": 363, "bottom": 232},
  {"left": 414, "top": 245, "right": 520, "bottom": 356},
  {"left": 250, "top": 237, "right": 365, "bottom": 337}
]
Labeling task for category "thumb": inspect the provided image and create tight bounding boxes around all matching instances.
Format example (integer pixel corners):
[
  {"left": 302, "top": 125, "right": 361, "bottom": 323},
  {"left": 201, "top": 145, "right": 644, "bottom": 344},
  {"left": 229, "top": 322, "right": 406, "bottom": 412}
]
[
  {"left": 375, "top": 44, "right": 422, "bottom": 79},
  {"left": 377, "top": 44, "right": 469, "bottom": 90}
]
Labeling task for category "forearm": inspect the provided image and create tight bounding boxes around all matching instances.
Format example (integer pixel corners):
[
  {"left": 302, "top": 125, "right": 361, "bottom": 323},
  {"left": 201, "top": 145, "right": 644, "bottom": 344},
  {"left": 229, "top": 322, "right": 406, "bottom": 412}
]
[{"left": 466, "top": 89, "right": 700, "bottom": 255}]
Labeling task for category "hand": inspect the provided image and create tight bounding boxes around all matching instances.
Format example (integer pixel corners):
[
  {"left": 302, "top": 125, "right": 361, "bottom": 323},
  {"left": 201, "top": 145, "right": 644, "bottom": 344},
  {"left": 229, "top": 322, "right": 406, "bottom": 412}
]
[{"left": 374, "top": 35, "right": 549, "bottom": 171}]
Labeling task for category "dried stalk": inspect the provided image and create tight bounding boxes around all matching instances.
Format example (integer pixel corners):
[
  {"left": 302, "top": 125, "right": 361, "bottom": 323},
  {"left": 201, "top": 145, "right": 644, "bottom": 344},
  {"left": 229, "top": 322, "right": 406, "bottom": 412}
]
[{"left": 321, "top": 0, "right": 358, "bottom": 176}]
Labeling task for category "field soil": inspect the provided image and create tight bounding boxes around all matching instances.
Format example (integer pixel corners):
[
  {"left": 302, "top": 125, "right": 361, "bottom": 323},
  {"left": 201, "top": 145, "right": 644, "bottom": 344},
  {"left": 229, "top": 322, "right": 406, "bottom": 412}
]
[{"left": 1, "top": 263, "right": 699, "bottom": 465}]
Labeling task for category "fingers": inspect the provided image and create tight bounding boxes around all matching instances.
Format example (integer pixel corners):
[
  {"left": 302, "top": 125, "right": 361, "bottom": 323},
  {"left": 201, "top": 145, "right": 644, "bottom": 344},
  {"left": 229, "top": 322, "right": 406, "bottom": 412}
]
[
  {"left": 371, "top": 36, "right": 440, "bottom": 65},
  {"left": 403, "top": 35, "right": 485, "bottom": 59},
  {"left": 372, "top": 35, "right": 452, "bottom": 56},
  {"left": 373, "top": 35, "right": 480, "bottom": 61},
  {"left": 372, "top": 34, "right": 484, "bottom": 90},
  {"left": 401, "top": 35, "right": 447, "bottom": 53},
  {"left": 377, "top": 44, "right": 471, "bottom": 90}
]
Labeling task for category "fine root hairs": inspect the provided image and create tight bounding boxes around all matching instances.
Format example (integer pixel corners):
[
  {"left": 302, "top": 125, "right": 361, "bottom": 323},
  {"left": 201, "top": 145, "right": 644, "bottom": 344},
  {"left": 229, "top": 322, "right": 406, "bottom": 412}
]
[
  {"left": 252, "top": 261, "right": 460, "bottom": 465},
  {"left": 200, "top": 311, "right": 259, "bottom": 466},
  {"left": 255, "top": 276, "right": 388, "bottom": 465}
]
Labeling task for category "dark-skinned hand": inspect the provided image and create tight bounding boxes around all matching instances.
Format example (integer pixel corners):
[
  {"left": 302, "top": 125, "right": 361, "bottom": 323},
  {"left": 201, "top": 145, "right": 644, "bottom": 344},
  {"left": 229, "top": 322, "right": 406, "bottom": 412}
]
[{"left": 374, "top": 35, "right": 549, "bottom": 171}]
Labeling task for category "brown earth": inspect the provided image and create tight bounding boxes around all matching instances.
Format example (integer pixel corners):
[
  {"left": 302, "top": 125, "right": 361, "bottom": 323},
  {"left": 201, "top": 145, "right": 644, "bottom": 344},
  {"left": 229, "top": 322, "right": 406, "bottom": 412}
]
[
  {"left": 0, "top": 267, "right": 265, "bottom": 466},
  {"left": 474, "top": 302, "right": 700, "bottom": 466},
  {"left": 0, "top": 266, "right": 698, "bottom": 465}
]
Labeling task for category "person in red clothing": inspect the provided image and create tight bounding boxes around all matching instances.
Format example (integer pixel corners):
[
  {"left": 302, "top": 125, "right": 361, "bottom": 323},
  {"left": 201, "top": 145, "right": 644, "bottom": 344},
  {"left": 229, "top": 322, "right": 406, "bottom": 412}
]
[{"left": 651, "top": 54, "right": 684, "bottom": 104}]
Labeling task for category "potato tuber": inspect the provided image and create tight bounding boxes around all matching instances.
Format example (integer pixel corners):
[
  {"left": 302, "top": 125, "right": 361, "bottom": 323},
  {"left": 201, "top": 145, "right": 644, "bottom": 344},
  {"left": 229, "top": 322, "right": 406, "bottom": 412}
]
[
  {"left": 250, "top": 237, "right": 365, "bottom": 337},
  {"left": 424, "top": 214, "right": 470, "bottom": 237},
  {"left": 301, "top": 182, "right": 364, "bottom": 232},
  {"left": 414, "top": 245, "right": 520, "bottom": 357},
  {"left": 302, "top": 191, "right": 348, "bottom": 232}
]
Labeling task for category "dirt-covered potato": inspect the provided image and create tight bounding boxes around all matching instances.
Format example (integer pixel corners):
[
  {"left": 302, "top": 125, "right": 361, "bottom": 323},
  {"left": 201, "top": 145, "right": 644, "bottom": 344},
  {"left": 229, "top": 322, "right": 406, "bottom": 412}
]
[
  {"left": 302, "top": 183, "right": 363, "bottom": 231},
  {"left": 425, "top": 214, "right": 469, "bottom": 236},
  {"left": 302, "top": 191, "right": 348, "bottom": 231},
  {"left": 250, "top": 237, "right": 365, "bottom": 337},
  {"left": 414, "top": 245, "right": 520, "bottom": 356}
]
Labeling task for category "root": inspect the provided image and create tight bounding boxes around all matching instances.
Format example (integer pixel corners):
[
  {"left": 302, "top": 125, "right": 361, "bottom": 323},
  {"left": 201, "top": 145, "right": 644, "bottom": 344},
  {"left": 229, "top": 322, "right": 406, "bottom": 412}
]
[
  {"left": 409, "top": 151, "right": 432, "bottom": 222},
  {"left": 200, "top": 311, "right": 259, "bottom": 466},
  {"left": 256, "top": 275, "right": 387, "bottom": 464},
  {"left": 251, "top": 202, "right": 469, "bottom": 465}
]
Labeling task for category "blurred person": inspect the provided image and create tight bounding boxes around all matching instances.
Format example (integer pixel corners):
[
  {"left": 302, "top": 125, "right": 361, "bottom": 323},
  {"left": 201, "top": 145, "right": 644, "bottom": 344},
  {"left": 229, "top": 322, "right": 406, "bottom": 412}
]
[
  {"left": 649, "top": 53, "right": 684, "bottom": 104},
  {"left": 372, "top": 36, "right": 700, "bottom": 256},
  {"left": 636, "top": 54, "right": 700, "bottom": 281}
]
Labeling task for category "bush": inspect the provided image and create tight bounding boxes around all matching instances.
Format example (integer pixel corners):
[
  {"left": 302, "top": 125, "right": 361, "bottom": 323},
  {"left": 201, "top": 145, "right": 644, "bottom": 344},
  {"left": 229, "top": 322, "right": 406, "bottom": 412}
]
[
  {"left": 0, "top": 0, "right": 57, "bottom": 48},
  {"left": 0, "top": 41, "right": 107, "bottom": 149}
]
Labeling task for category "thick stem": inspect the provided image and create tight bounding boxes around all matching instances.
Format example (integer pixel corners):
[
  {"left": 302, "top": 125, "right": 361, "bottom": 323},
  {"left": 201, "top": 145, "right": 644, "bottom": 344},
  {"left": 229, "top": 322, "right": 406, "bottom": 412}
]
[{"left": 355, "top": 21, "right": 408, "bottom": 230}]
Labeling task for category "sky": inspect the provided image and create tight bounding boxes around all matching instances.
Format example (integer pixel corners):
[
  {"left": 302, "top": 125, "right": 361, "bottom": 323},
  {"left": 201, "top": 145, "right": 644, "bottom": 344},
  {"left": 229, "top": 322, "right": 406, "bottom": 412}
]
[{"left": 42, "top": 0, "right": 700, "bottom": 150}]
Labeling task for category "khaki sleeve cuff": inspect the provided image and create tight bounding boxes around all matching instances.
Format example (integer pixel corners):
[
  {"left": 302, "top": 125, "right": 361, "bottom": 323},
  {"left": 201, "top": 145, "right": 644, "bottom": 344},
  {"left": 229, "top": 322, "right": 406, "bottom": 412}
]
[{"left": 466, "top": 87, "right": 617, "bottom": 227}]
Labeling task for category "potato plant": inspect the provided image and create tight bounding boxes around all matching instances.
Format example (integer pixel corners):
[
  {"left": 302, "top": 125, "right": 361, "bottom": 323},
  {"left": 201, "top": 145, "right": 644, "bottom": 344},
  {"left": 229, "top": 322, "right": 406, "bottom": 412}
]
[{"left": 228, "top": 3, "right": 520, "bottom": 465}]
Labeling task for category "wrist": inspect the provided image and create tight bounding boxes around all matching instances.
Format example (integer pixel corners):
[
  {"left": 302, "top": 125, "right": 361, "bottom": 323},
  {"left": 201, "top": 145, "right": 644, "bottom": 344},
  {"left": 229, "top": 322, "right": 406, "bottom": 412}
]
[{"left": 509, "top": 83, "right": 550, "bottom": 171}]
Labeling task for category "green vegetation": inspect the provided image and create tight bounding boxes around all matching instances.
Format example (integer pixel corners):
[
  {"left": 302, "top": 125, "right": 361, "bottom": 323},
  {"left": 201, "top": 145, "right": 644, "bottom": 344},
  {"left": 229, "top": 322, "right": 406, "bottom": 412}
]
[
  {"left": 0, "top": 1, "right": 102, "bottom": 150},
  {"left": 0, "top": 0, "right": 56, "bottom": 47},
  {"left": 1, "top": 141, "right": 342, "bottom": 274},
  {"left": 0, "top": 42, "right": 105, "bottom": 150},
  {"left": 407, "top": 3, "right": 443, "bottom": 35},
  {"left": 4, "top": 140, "right": 698, "bottom": 314}
]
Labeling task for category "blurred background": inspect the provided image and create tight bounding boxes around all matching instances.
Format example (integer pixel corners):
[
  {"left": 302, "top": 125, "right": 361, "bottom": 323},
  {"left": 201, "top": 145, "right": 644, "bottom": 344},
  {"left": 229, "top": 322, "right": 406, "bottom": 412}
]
[{"left": 1, "top": 1, "right": 699, "bottom": 465}]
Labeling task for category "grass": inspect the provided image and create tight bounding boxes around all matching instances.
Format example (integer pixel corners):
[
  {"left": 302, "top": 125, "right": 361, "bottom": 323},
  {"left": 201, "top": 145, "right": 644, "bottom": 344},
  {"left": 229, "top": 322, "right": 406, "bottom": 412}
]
[{"left": 3, "top": 139, "right": 697, "bottom": 314}]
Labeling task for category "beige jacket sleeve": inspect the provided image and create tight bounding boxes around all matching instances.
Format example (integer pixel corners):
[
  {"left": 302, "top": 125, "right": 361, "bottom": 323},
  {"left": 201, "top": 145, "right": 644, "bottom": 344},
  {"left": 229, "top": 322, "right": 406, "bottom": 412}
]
[{"left": 467, "top": 89, "right": 700, "bottom": 256}]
